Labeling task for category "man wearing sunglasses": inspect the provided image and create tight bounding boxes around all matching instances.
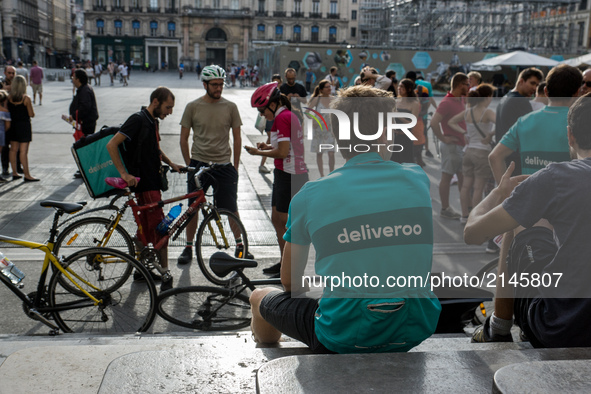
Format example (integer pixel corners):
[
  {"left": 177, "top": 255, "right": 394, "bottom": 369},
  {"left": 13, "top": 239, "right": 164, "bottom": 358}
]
[
  {"left": 177, "top": 65, "right": 253, "bottom": 265},
  {"left": 580, "top": 68, "right": 591, "bottom": 95}
]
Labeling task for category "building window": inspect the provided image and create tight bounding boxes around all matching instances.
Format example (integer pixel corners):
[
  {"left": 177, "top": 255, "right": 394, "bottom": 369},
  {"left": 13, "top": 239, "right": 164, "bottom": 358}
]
[
  {"left": 578, "top": 22, "right": 585, "bottom": 45},
  {"left": 150, "top": 0, "right": 157, "bottom": 7},
  {"left": 311, "top": 25, "right": 319, "bottom": 42},
  {"left": 213, "top": 0, "right": 220, "bottom": 8},
  {"left": 277, "top": 0, "right": 284, "bottom": 12},
  {"left": 330, "top": 1, "right": 337, "bottom": 14},
  {"left": 97, "top": 19, "right": 105, "bottom": 35},
  {"left": 132, "top": 20, "right": 140, "bottom": 36},
  {"left": 231, "top": 0, "right": 239, "bottom": 9},
  {"left": 352, "top": 0, "right": 357, "bottom": 2},
  {"left": 329, "top": 26, "right": 337, "bottom": 43},
  {"left": 168, "top": 22, "right": 176, "bottom": 37},
  {"left": 351, "top": 27, "right": 356, "bottom": 38},
  {"left": 352, "top": 10, "right": 357, "bottom": 20},
  {"left": 275, "top": 24, "right": 284, "bottom": 40},
  {"left": 113, "top": 0, "right": 122, "bottom": 8},
  {"left": 97, "top": 0, "right": 105, "bottom": 6},
  {"left": 195, "top": 0, "right": 202, "bottom": 7},
  {"left": 257, "top": 24, "right": 265, "bottom": 39},
  {"left": 312, "top": 0, "right": 319, "bottom": 14},
  {"left": 114, "top": 19, "right": 122, "bottom": 35},
  {"left": 293, "top": 25, "right": 301, "bottom": 42},
  {"left": 294, "top": 0, "right": 301, "bottom": 14},
  {"left": 258, "top": 0, "right": 264, "bottom": 12},
  {"left": 150, "top": 20, "right": 158, "bottom": 36},
  {"left": 130, "top": 0, "right": 139, "bottom": 9}
]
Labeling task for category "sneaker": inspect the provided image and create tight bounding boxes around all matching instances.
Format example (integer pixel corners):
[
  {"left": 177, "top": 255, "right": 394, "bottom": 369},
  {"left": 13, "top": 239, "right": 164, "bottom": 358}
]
[
  {"left": 440, "top": 206, "right": 461, "bottom": 220},
  {"left": 262, "top": 262, "right": 281, "bottom": 275},
  {"left": 451, "top": 174, "right": 458, "bottom": 185},
  {"left": 160, "top": 272, "right": 173, "bottom": 292},
  {"left": 471, "top": 316, "right": 513, "bottom": 343},
  {"left": 259, "top": 165, "right": 271, "bottom": 174},
  {"left": 0, "top": 177, "right": 7, "bottom": 183},
  {"left": 485, "top": 239, "right": 500, "bottom": 254},
  {"left": 177, "top": 247, "right": 193, "bottom": 265},
  {"left": 460, "top": 216, "right": 468, "bottom": 224},
  {"left": 425, "top": 150, "right": 434, "bottom": 158},
  {"left": 1, "top": 170, "right": 9, "bottom": 176},
  {"left": 133, "top": 270, "right": 162, "bottom": 282},
  {"left": 235, "top": 244, "right": 254, "bottom": 260}
]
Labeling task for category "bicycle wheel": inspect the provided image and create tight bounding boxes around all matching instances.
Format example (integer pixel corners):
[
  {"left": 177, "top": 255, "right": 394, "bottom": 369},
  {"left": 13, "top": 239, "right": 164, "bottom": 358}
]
[
  {"left": 55, "top": 216, "right": 135, "bottom": 257},
  {"left": 49, "top": 247, "right": 157, "bottom": 334},
  {"left": 53, "top": 217, "right": 134, "bottom": 293},
  {"left": 473, "top": 257, "right": 499, "bottom": 325},
  {"left": 157, "top": 286, "right": 251, "bottom": 331},
  {"left": 196, "top": 209, "right": 248, "bottom": 286}
]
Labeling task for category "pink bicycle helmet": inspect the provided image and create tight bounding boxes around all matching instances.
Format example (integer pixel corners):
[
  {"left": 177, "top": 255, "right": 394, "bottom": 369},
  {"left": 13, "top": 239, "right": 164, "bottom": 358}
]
[{"left": 251, "top": 82, "right": 281, "bottom": 108}]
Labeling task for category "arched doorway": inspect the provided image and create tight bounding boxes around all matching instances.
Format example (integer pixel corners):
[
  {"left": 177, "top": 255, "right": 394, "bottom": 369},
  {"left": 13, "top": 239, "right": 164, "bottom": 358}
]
[{"left": 205, "top": 28, "right": 227, "bottom": 67}]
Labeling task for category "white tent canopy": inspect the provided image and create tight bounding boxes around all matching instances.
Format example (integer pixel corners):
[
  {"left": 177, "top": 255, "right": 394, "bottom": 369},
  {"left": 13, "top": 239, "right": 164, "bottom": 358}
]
[
  {"left": 560, "top": 53, "right": 591, "bottom": 67},
  {"left": 472, "top": 51, "right": 560, "bottom": 68}
]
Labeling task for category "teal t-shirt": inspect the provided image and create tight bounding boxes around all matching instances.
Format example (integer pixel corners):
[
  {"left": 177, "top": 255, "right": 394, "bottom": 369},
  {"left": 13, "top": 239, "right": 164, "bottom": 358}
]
[
  {"left": 499, "top": 106, "right": 571, "bottom": 174},
  {"left": 285, "top": 152, "right": 441, "bottom": 354}
]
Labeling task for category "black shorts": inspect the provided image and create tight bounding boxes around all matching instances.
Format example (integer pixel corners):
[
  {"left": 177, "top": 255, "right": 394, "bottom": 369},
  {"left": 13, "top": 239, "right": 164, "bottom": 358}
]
[
  {"left": 259, "top": 290, "right": 334, "bottom": 354},
  {"left": 271, "top": 169, "right": 309, "bottom": 213},
  {"left": 188, "top": 160, "right": 238, "bottom": 212},
  {"left": 508, "top": 227, "right": 557, "bottom": 348}
]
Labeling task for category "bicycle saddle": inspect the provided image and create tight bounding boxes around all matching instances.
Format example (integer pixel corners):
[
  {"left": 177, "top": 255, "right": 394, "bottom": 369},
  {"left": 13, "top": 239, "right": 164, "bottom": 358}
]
[
  {"left": 40, "top": 201, "right": 84, "bottom": 214},
  {"left": 209, "top": 252, "right": 257, "bottom": 278}
]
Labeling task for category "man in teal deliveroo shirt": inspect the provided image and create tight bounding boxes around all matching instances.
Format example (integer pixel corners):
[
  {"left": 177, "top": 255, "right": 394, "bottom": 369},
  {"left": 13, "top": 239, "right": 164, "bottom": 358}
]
[{"left": 249, "top": 85, "right": 441, "bottom": 354}]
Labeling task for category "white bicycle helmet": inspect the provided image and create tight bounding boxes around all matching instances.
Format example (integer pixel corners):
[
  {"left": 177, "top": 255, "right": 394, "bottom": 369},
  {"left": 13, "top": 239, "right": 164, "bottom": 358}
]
[{"left": 201, "top": 65, "right": 227, "bottom": 81}]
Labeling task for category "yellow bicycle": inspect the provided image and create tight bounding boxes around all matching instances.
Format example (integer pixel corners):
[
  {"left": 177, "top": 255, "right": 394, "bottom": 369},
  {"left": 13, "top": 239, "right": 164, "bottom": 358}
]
[{"left": 0, "top": 201, "right": 157, "bottom": 334}]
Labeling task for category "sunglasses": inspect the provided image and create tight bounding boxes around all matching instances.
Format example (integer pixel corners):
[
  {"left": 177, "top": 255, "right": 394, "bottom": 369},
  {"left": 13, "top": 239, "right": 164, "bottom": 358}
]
[{"left": 582, "top": 81, "right": 591, "bottom": 88}]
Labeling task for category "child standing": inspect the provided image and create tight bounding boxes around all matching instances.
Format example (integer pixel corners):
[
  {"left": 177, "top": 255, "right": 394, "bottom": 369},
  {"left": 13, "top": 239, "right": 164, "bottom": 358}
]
[{"left": 0, "top": 90, "right": 11, "bottom": 183}]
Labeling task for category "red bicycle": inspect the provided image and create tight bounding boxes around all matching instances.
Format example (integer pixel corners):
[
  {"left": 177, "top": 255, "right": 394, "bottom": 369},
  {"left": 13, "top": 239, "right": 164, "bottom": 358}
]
[{"left": 51, "top": 164, "right": 250, "bottom": 286}]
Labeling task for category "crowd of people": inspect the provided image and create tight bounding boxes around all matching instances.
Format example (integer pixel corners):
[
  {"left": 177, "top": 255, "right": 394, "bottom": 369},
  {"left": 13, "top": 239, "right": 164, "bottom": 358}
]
[{"left": 1, "top": 57, "right": 591, "bottom": 355}]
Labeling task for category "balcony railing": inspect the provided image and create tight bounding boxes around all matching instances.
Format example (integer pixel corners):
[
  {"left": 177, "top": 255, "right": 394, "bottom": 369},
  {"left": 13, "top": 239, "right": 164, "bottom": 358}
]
[
  {"left": 165, "top": 7, "right": 178, "bottom": 13},
  {"left": 327, "top": 13, "right": 340, "bottom": 19},
  {"left": 292, "top": 12, "right": 304, "bottom": 18},
  {"left": 182, "top": 7, "right": 252, "bottom": 18},
  {"left": 112, "top": 6, "right": 124, "bottom": 11},
  {"left": 130, "top": 7, "right": 142, "bottom": 12},
  {"left": 274, "top": 11, "right": 287, "bottom": 17},
  {"left": 309, "top": 12, "right": 322, "bottom": 18},
  {"left": 147, "top": 7, "right": 160, "bottom": 13},
  {"left": 255, "top": 10, "right": 268, "bottom": 16},
  {"left": 93, "top": 5, "right": 107, "bottom": 11}
]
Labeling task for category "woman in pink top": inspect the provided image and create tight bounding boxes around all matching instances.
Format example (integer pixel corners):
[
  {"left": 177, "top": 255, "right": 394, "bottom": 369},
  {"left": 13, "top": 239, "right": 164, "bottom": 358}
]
[{"left": 246, "top": 82, "right": 309, "bottom": 275}]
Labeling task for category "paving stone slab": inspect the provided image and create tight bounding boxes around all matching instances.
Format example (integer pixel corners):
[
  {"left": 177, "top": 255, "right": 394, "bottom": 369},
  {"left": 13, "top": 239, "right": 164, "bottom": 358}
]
[{"left": 257, "top": 348, "right": 591, "bottom": 394}]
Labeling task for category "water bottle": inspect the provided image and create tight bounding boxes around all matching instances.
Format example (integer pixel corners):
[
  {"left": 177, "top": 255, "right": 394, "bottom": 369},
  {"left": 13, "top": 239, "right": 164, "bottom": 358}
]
[
  {"left": 156, "top": 204, "right": 182, "bottom": 235},
  {"left": 0, "top": 251, "right": 25, "bottom": 285}
]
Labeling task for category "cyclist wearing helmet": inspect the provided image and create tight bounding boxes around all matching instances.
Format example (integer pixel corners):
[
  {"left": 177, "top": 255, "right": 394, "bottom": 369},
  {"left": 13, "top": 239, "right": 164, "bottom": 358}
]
[
  {"left": 177, "top": 64, "right": 253, "bottom": 265},
  {"left": 246, "top": 82, "right": 308, "bottom": 276}
]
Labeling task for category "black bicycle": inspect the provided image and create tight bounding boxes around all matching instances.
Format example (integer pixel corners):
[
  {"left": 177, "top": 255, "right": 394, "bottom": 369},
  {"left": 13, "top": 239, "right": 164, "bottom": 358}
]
[{"left": 157, "top": 252, "right": 280, "bottom": 330}]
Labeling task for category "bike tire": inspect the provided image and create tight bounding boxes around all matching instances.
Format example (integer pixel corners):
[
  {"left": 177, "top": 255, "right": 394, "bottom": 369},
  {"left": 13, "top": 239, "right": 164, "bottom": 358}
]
[
  {"left": 49, "top": 247, "right": 157, "bottom": 334},
  {"left": 157, "top": 286, "right": 251, "bottom": 331},
  {"left": 54, "top": 216, "right": 135, "bottom": 258},
  {"left": 473, "top": 257, "right": 499, "bottom": 325},
  {"left": 196, "top": 209, "right": 248, "bottom": 286},
  {"left": 53, "top": 217, "right": 135, "bottom": 293}
]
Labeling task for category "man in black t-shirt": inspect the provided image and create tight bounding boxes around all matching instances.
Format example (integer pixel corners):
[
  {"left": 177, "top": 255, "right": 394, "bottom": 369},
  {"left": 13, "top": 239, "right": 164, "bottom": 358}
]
[
  {"left": 494, "top": 68, "right": 544, "bottom": 176},
  {"left": 107, "top": 87, "right": 182, "bottom": 291},
  {"left": 279, "top": 68, "right": 307, "bottom": 124}
]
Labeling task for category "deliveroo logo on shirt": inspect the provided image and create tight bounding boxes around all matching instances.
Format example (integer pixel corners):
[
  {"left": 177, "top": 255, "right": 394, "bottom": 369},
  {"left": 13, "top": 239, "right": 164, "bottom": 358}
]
[{"left": 312, "top": 208, "right": 433, "bottom": 260}]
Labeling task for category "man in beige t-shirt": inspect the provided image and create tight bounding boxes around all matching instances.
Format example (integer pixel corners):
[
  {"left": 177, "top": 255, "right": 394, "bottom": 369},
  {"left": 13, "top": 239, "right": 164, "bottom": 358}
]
[{"left": 177, "top": 65, "right": 253, "bottom": 265}]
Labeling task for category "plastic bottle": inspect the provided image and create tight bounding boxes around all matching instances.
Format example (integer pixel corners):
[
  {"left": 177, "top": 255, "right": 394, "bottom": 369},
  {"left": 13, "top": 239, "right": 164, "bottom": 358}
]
[
  {"left": 0, "top": 251, "right": 25, "bottom": 285},
  {"left": 156, "top": 204, "right": 182, "bottom": 235}
]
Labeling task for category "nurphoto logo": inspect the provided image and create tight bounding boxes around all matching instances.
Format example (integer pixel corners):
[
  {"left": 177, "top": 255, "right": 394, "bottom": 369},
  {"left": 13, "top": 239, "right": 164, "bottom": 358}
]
[{"left": 303, "top": 107, "right": 418, "bottom": 153}]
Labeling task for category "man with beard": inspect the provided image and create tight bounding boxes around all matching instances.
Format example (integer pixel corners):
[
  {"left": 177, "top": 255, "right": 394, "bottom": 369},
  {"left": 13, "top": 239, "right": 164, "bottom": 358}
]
[
  {"left": 106, "top": 86, "right": 182, "bottom": 291},
  {"left": 177, "top": 65, "right": 253, "bottom": 265}
]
